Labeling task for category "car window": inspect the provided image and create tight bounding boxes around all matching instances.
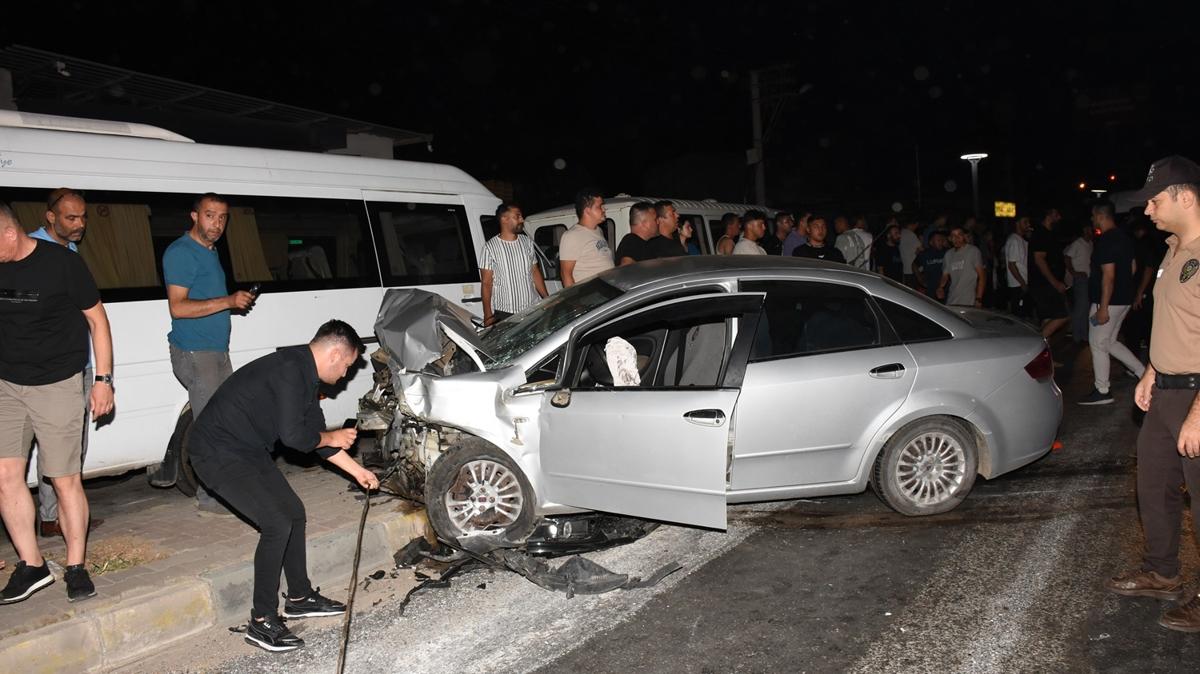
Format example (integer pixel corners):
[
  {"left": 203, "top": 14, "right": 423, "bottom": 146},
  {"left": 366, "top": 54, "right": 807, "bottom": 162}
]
[
  {"left": 741, "top": 280, "right": 882, "bottom": 360},
  {"left": 878, "top": 276, "right": 970, "bottom": 326},
  {"left": 680, "top": 213, "right": 710, "bottom": 254},
  {"left": 573, "top": 309, "right": 733, "bottom": 389},
  {"left": 533, "top": 224, "right": 567, "bottom": 280},
  {"left": 876, "top": 298, "right": 952, "bottom": 343},
  {"left": 481, "top": 278, "right": 624, "bottom": 366}
]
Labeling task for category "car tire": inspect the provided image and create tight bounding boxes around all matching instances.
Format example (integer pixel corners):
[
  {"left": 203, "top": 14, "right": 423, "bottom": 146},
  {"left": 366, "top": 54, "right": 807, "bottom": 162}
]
[
  {"left": 175, "top": 410, "right": 199, "bottom": 498},
  {"left": 871, "top": 417, "right": 978, "bottom": 516},
  {"left": 425, "top": 438, "right": 536, "bottom": 548}
]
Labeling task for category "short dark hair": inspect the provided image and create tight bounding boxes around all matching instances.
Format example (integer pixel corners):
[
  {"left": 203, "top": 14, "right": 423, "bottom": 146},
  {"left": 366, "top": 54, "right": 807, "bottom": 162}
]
[
  {"left": 192, "top": 192, "right": 229, "bottom": 213},
  {"left": 720, "top": 212, "right": 740, "bottom": 228},
  {"left": 652, "top": 200, "right": 675, "bottom": 218},
  {"left": 742, "top": 209, "right": 767, "bottom": 225},
  {"left": 495, "top": 201, "right": 521, "bottom": 220},
  {"left": 47, "top": 187, "right": 85, "bottom": 212},
  {"left": 574, "top": 188, "right": 603, "bottom": 220},
  {"left": 311, "top": 319, "right": 365, "bottom": 355},
  {"left": 629, "top": 201, "right": 656, "bottom": 227},
  {"left": 1091, "top": 200, "right": 1116, "bottom": 221}
]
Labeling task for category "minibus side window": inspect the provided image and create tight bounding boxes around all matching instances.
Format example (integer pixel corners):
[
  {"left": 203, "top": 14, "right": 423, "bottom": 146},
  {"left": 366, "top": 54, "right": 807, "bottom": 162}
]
[
  {"left": 234, "top": 196, "right": 378, "bottom": 290},
  {"left": 369, "top": 202, "right": 478, "bottom": 286},
  {"left": 0, "top": 188, "right": 381, "bottom": 302}
]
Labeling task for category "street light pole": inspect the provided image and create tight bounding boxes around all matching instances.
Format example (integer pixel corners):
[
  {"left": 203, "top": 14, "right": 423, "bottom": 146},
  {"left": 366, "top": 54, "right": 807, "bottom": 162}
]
[{"left": 960, "top": 153, "right": 988, "bottom": 219}]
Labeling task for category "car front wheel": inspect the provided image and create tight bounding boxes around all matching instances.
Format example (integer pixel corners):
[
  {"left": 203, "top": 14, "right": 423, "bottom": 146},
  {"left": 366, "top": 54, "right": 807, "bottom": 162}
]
[
  {"left": 425, "top": 439, "right": 536, "bottom": 550},
  {"left": 871, "top": 418, "right": 978, "bottom": 516}
]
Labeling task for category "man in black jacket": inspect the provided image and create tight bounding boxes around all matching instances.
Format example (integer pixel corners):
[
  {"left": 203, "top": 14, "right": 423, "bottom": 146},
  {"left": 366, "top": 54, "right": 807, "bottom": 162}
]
[{"left": 189, "top": 319, "right": 378, "bottom": 653}]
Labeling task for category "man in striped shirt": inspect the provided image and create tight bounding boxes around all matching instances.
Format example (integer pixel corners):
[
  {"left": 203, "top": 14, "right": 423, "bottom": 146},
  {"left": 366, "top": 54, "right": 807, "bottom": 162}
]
[{"left": 480, "top": 203, "right": 549, "bottom": 326}]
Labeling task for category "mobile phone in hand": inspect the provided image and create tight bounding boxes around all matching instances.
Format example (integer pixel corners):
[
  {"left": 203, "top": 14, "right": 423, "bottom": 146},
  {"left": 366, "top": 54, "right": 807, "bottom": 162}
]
[{"left": 248, "top": 283, "right": 262, "bottom": 297}]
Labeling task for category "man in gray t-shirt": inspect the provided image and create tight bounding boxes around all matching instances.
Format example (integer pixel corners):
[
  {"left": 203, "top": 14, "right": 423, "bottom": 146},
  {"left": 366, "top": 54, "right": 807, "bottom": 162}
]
[{"left": 936, "top": 226, "right": 985, "bottom": 307}]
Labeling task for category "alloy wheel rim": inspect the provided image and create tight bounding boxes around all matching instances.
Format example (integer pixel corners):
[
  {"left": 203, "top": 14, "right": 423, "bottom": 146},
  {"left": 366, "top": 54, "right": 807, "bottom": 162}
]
[
  {"left": 444, "top": 459, "right": 525, "bottom": 533},
  {"left": 893, "top": 431, "right": 966, "bottom": 506}
]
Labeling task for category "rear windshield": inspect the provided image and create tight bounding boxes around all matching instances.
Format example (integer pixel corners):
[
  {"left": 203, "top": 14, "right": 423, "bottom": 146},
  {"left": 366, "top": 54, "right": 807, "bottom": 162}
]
[{"left": 482, "top": 278, "right": 624, "bottom": 366}]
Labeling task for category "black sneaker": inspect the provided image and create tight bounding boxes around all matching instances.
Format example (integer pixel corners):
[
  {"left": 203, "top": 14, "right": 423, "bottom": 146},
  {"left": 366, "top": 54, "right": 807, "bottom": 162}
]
[
  {"left": 64, "top": 564, "right": 96, "bottom": 602},
  {"left": 282, "top": 587, "right": 346, "bottom": 618},
  {"left": 244, "top": 614, "right": 304, "bottom": 652},
  {"left": 1078, "top": 389, "right": 1115, "bottom": 406},
  {"left": 1, "top": 561, "right": 54, "bottom": 604}
]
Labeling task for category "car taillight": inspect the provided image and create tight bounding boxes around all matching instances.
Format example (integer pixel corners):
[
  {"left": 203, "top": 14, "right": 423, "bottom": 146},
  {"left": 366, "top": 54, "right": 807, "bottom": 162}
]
[{"left": 1024, "top": 347, "right": 1054, "bottom": 380}]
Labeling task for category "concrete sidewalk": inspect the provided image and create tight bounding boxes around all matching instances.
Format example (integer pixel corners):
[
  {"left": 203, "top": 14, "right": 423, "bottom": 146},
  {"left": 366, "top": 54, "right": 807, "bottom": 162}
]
[{"left": 0, "top": 465, "right": 428, "bottom": 673}]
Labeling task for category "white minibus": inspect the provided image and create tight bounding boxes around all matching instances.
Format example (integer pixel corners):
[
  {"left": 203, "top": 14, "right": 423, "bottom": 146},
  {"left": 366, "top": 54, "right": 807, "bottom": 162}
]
[{"left": 0, "top": 112, "right": 499, "bottom": 493}]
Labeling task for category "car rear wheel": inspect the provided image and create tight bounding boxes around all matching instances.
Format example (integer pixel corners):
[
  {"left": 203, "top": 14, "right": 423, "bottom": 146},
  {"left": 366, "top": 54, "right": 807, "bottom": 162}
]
[
  {"left": 425, "top": 439, "right": 536, "bottom": 549},
  {"left": 871, "top": 418, "right": 978, "bottom": 516}
]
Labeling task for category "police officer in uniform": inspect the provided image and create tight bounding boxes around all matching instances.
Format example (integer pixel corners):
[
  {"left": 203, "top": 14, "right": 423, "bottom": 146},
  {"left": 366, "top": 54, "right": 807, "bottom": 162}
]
[{"left": 1106, "top": 155, "right": 1200, "bottom": 632}]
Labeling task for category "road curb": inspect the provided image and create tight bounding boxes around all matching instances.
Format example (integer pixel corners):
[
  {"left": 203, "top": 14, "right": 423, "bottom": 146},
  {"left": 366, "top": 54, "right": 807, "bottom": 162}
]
[{"left": 0, "top": 507, "right": 429, "bottom": 672}]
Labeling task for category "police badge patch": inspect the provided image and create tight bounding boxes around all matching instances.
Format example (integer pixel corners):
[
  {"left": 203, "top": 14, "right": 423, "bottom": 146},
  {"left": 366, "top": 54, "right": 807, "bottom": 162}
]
[{"left": 1182, "top": 259, "right": 1200, "bottom": 283}]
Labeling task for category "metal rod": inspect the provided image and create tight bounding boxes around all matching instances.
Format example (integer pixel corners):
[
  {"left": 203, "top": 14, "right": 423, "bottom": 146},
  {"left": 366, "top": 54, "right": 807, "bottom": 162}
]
[{"left": 337, "top": 488, "right": 371, "bottom": 674}]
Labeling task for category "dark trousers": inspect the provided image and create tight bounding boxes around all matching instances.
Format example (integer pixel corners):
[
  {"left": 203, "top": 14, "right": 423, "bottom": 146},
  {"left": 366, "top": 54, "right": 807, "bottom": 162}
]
[
  {"left": 193, "top": 455, "right": 312, "bottom": 618},
  {"left": 1137, "top": 386, "right": 1200, "bottom": 578}
]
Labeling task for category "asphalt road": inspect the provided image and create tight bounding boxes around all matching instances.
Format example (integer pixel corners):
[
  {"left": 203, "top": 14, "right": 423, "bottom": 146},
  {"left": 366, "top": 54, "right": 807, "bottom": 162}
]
[{"left": 123, "top": 352, "right": 1200, "bottom": 673}]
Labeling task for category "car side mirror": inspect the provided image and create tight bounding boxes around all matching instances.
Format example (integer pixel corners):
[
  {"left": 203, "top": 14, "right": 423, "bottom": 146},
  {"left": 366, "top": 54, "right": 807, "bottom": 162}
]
[{"left": 550, "top": 389, "right": 572, "bottom": 408}]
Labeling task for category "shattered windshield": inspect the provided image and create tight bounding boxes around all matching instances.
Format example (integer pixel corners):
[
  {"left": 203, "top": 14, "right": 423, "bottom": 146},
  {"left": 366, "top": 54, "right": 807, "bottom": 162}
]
[{"left": 482, "top": 278, "right": 624, "bottom": 366}]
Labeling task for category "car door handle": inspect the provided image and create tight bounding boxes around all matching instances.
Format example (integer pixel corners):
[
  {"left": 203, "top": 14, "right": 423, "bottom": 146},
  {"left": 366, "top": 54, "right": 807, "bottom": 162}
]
[
  {"left": 461, "top": 296, "right": 483, "bottom": 304},
  {"left": 684, "top": 409, "right": 726, "bottom": 427},
  {"left": 869, "top": 363, "right": 906, "bottom": 379}
]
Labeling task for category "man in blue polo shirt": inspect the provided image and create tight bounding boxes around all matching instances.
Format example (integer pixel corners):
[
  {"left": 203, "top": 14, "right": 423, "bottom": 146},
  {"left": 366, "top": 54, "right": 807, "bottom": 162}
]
[{"left": 162, "top": 193, "right": 254, "bottom": 512}]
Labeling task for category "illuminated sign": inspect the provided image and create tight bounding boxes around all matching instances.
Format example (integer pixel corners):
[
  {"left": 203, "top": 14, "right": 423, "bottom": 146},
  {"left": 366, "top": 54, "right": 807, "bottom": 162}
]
[{"left": 994, "top": 201, "right": 1016, "bottom": 218}]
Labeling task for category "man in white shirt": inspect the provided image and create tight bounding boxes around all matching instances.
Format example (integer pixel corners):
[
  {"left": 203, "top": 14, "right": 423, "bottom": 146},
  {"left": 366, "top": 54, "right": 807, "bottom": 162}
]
[
  {"left": 558, "top": 189, "right": 614, "bottom": 287},
  {"left": 852, "top": 216, "right": 874, "bottom": 270},
  {"left": 937, "top": 226, "right": 986, "bottom": 308},
  {"left": 899, "top": 217, "right": 923, "bottom": 288},
  {"left": 732, "top": 210, "right": 769, "bottom": 255},
  {"left": 480, "top": 203, "right": 548, "bottom": 325},
  {"left": 1063, "top": 223, "right": 1094, "bottom": 343},
  {"left": 1004, "top": 217, "right": 1032, "bottom": 315},
  {"left": 834, "top": 216, "right": 868, "bottom": 268}
]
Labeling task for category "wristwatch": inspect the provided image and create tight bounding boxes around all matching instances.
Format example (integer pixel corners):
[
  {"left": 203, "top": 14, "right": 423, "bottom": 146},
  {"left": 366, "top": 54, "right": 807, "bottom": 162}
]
[{"left": 94, "top": 374, "right": 114, "bottom": 386}]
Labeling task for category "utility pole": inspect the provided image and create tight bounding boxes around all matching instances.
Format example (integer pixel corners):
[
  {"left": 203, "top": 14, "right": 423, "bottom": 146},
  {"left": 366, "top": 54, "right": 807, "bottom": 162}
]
[
  {"left": 750, "top": 70, "right": 766, "bottom": 206},
  {"left": 746, "top": 65, "right": 807, "bottom": 206}
]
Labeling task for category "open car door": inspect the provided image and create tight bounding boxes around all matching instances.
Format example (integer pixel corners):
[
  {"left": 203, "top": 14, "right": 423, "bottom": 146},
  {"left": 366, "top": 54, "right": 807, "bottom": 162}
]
[{"left": 537, "top": 292, "right": 764, "bottom": 530}]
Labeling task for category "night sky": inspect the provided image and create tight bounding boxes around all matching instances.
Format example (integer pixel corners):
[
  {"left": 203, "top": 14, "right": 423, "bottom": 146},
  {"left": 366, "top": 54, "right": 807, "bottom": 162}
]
[{"left": 7, "top": 1, "right": 1199, "bottom": 218}]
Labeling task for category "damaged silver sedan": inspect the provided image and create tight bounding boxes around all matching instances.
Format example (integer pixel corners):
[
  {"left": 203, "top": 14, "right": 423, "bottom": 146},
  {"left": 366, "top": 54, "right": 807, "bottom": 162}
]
[{"left": 358, "top": 257, "right": 1062, "bottom": 552}]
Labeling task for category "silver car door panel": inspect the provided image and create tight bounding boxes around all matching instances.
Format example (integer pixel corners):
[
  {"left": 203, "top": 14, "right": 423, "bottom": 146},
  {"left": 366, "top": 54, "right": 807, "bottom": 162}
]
[{"left": 730, "top": 344, "right": 917, "bottom": 491}]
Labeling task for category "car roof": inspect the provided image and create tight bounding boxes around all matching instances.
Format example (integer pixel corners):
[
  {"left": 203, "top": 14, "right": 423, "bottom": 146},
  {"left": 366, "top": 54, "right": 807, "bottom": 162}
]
[{"left": 596, "top": 256, "right": 878, "bottom": 292}]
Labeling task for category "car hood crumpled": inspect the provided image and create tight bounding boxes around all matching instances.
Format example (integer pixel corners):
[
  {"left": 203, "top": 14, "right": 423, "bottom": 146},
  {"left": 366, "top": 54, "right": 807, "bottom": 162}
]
[{"left": 374, "top": 289, "right": 491, "bottom": 374}]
